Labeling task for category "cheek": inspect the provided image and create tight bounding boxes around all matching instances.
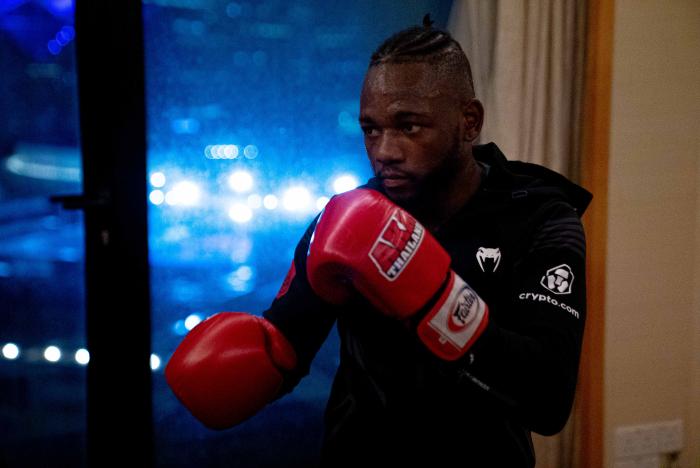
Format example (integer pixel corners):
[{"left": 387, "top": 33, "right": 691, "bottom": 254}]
[
  {"left": 413, "top": 135, "right": 451, "bottom": 166},
  {"left": 413, "top": 133, "right": 461, "bottom": 175},
  {"left": 433, "top": 126, "right": 461, "bottom": 156}
]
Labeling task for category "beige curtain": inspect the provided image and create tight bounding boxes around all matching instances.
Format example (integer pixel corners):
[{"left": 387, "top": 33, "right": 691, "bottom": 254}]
[
  {"left": 449, "top": 0, "right": 587, "bottom": 181},
  {"left": 448, "top": 1, "right": 587, "bottom": 467}
]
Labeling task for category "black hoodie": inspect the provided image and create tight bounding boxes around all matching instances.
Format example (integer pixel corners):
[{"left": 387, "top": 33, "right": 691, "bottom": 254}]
[{"left": 264, "top": 143, "right": 592, "bottom": 467}]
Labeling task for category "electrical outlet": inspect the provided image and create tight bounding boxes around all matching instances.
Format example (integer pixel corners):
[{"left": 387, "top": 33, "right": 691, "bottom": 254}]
[
  {"left": 655, "top": 419, "right": 683, "bottom": 453},
  {"left": 615, "top": 419, "right": 684, "bottom": 458},
  {"left": 616, "top": 425, "right": 655, "bottom": 457}
]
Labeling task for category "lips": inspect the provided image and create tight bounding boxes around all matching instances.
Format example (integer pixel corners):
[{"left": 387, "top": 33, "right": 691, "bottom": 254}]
[
  {"left": 381, "top": 177, "right": 409, "bottom": 189},
  {"left": 377, "top": 169, "right": 409, "bottom": 190},
  {"left": 376, "top": 169, "right": 412, "bottom": 191},
  {"left": 378, "top": 169, "right": 410, "bottom": 179}
]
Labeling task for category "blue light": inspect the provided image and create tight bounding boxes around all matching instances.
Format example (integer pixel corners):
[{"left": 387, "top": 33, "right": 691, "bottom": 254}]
[
  {"left": 149, "top": 190, "right": 165, "bottom": 205},
  {"left": 222, "top": 146, "right": 236, "bottom": 158},
  {"left": 184, "top": 314, "right": 202, "bottom": 331},
  {"left": 227, "top": 265, "right": 255, "bottom": 293},
  {"left": 229, "top": 237, "right": 253, "bottom": 263},
  {"left": 228, "top": 170, "right": 253, "bottom": 192},
  {"left": 47, "top": 0, "right": 73, "bottom": 14},
  {"left": 282, "top": 186, "right": 312, "bottom": 212},
  {"left": 44, "top": 346, "right": 61, "bottom": 363},
  {"left": 166, "top": 181, "right": 201, "bottom": 206},
  {"left": 150, "top": 171, "right": 166, "bottom": 187},
  {"left": 333, "top": 174, "right": 359, "bottom": 194},
  {"left": 2, "top": 343, "right": 19, "bottom": 360},
  {"left": 171, "top": 118, "right": 200, "bottom": 134},
  {"left": 173, "top": 319, "right": 188, "bottom": 336},
  {"left": 75, "top": 348, "right": 90, "bottom": 365},
  {"left": 263, "top": 194, "right": 278, "bottom": 210},
  {"left": 61, "top": 25, "right": 76, "bottom": 41},
  {"left": 228, "top": 203, "right": 253, "bottom": 223},
  {"left": 235, "top": 265, "right": 253, "bottom": 281},
  {"left": 316, "top": 196, "right": 330, "bottom": 210},
  {"left": 47, "top": 40, "right": 61, "bottom": 55},
  {"left": 150, "top": 354, "right": 161, "bottom": 371},
  {"left": 56, "top": 31, "right": 69, "bottom": 46},
  {"left": 243, "top": 145, "right": 259, "bottom": 159},
  {"left": 57, "top": 246, "right": 80, "bottom": 262},
  {"left": 5, "top": 150, "right": 81, "bottom": 183},
  {"left": 205, "top": 145, "right": 238, "bottom": 160},
  {"left": 224, "top": 145, "right": 236, "bottom": 158}
]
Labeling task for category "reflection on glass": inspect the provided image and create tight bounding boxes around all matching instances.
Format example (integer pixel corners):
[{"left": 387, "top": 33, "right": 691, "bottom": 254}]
[
  {"left": 0, "top": 1, "right": 85, "bottom": 466},
  {"left": 144, "top": 1, "right": 452, "bottom": 466}
]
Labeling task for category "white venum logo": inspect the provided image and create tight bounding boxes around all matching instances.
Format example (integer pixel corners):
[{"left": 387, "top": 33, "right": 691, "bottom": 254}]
[
  {"left": 541, "top": 264, "right": 574, "bottom": 295},
  {"left": 476, "top": 247, "right": 501, "bottom": 273}
]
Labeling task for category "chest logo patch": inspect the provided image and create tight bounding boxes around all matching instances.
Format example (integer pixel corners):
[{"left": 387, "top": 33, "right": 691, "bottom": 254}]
[
  {"left": 541, "top": 264, "right": 574, "bottom": 295},
  {"left": 476, "top": 247, "right": 501, "bottom": 273}
]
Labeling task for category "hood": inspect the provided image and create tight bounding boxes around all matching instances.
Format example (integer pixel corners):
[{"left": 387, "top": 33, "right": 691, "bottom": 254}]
[{"left": 474, "top": 143, "right": 593, "bottom": 216}]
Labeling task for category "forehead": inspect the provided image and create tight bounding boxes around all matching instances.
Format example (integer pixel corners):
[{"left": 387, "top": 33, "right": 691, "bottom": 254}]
[{"left": 361, "top": 62, "right": 444, "bottom": 101}]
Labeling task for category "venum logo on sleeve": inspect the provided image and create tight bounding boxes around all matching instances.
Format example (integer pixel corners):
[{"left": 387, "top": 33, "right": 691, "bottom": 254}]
[
  {"left": 476, "top": 247, "right": 501, "bottom": 273},
  {"left": 369, "top": 210, "right": 424, "bottom": 281},
  {"left": 540, "top": 264, "right": 574, "bottom": 295}
]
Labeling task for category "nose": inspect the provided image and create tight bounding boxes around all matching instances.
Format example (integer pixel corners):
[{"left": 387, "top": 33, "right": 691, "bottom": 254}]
[{"left": 371, "top": 130, "right": 404, "bottom": 166}]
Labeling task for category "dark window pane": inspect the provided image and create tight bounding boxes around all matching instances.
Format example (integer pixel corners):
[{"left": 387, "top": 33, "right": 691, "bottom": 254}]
[
  {"left": 145, "top": 2, "right": 452, "bottom": 466},
  {"left": 0, "top": 1, "right": 85, "bottom": 466}
]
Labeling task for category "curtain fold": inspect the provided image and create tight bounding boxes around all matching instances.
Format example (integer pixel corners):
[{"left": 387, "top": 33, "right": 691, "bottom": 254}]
[
  {"left": 449, "top": 0, "right": 586, "bottom": 181},
  {"left": 448, "top": 1, "right": 588, "bottom": 467}
]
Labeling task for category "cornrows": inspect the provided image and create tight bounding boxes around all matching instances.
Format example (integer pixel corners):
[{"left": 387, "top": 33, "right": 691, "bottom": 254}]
[
  {"left": 368, "top": 14, "right": 475, "bottom": 98},
  {"left": 370, "top": 14, "right": 460, "bottom": 66}
]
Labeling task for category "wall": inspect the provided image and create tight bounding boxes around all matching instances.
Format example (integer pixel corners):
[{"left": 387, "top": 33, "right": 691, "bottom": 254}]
[
  {"left": 692, "top": 143, "right": 700, "bottom": 467},
  {"left": 605, "top": 0, "right": 700, "bottom": 466}
]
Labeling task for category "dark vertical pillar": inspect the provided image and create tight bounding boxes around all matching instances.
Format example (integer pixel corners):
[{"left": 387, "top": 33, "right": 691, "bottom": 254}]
[{"left": 73, "top": 1, "right": 153, "bottom": 466}]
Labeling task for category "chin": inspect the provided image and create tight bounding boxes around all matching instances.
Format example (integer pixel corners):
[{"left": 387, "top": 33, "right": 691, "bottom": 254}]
[{"left": 383, "top": 188, "right": 419, "bottom": 209}]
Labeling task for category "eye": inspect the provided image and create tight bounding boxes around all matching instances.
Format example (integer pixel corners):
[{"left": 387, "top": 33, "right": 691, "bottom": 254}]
[
  {"left": 361, "top": 126, "right": 380, "bottom": 137},
  {"left": 401, "top": 124, "right": 421, "bottom": 135}
]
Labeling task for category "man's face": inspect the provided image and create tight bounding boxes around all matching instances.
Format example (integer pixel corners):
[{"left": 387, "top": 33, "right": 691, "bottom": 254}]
[{"left": 359, "top": 61, "right": 466, "bottom": 205}]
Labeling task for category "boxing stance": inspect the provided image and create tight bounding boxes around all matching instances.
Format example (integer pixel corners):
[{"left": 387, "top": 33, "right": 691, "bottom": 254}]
[{"left": 165, "top": 188, "right": 489, "bottom": 429}]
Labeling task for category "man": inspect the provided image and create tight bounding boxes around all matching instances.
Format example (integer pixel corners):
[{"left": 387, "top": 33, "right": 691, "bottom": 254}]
[{"left": 166, "top": 18, "right": 592, "bottom": 467}]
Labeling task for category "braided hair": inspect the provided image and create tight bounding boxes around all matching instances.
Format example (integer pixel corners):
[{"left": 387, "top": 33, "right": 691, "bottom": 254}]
[{"left": 369, "top": 14, "right": 475, "bottom": 99}]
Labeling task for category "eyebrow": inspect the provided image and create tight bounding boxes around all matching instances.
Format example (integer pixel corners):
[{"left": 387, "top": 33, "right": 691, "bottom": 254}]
[
  {"left": 359, "top": 110, "right": 430, "bottom": 124},
  {"left": 394, "top": 111, "right": 429, "bottom": 119}
]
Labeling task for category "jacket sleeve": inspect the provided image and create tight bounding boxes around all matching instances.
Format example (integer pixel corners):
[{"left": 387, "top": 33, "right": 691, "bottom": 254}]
[
  {"left": 453, "top": 202, "right": 587, "bottom": 436},
  {"left": 262, "top": 217, "right": 337, "bottom": 395}
]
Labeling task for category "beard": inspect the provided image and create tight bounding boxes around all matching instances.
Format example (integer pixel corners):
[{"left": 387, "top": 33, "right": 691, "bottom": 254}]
[{"left": 388, "top": 135, "right": 464, "bottom": 214}]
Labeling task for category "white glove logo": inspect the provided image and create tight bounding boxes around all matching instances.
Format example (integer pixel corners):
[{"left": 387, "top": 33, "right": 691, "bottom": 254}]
[
  {"left": 369, "top": 210, "right": 424, "bottom": 281},
  {"left": 476, "top": 247, "right": 501, "bottom": 273},
  {"left": 540, "top": 264, "right": 574, "bottom": 295},
  {"left": 448, "top": 285, "right": 479, "bottom": 332}
]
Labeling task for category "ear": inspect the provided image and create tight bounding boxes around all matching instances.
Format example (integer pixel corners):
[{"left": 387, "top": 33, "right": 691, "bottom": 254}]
[{"left": 461, "top": 99, "right": 484, "bottom": 142}]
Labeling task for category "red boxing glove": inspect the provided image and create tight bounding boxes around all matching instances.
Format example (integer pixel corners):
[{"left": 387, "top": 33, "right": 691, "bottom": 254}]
[
  {"left": 307, "top": 188, "right": 488, "bottom": 360},
  {"left": 165, "top": 312, "right": 297, "bottom": 429}
]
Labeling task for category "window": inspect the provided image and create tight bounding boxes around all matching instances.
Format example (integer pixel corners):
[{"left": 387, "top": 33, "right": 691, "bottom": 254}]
[
  {"left": 144, "top": 1, "right": 452, "bottom": 466},
  {"left": 0, "top": 1, "right": 85, "bottom": 466}
]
